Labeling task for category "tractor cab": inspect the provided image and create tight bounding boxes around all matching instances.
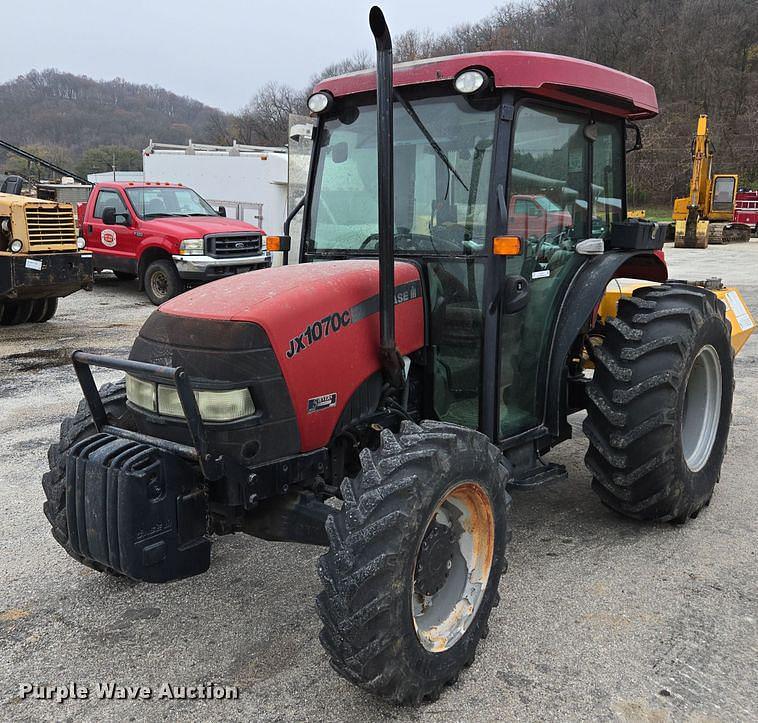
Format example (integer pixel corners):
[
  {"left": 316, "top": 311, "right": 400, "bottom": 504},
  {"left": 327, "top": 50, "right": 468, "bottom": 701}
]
[{"left": 300, "top": 49, "right": 662, "bottom": 452}]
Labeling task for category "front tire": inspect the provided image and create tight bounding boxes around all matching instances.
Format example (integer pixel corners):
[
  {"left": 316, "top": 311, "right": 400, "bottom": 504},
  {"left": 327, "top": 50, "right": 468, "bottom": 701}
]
[
  {"left": 42, "top": 380, "right": 134, "bottom": 573},
  {"left": 317, "top": 420, "right": 511, "bottom": 705},
  {"left": 584, "top": 283, "right": 733, "bottom": 522},
  {"left": 144, "top": 259, "right": 183, "bottom": 305}
]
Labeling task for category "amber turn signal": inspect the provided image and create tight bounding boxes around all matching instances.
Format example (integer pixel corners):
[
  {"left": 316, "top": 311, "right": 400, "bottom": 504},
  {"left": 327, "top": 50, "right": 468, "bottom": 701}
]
[
  {"left": 266, "top": 235, "right": 291, "bottom": 252},
  {"left": 493, "top": 236, "right": 521, "bottom": 256}
]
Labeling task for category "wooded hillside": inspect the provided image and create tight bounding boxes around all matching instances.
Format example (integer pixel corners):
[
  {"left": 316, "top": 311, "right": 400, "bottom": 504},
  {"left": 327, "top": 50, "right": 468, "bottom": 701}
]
[{"left": 0, "top": 69, "right": 219, "bottom": 177}]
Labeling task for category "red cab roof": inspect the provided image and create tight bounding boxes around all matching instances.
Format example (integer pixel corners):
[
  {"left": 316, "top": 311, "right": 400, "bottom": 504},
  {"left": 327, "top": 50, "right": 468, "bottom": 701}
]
[{"left": 314, "top": 51, "right": 658, "bottom": 120}]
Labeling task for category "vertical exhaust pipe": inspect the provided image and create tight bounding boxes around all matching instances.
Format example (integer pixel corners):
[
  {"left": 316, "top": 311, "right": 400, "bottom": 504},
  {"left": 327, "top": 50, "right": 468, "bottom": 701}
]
[{"left": 369, "top": 6, "right": 404, "bottom": 389}]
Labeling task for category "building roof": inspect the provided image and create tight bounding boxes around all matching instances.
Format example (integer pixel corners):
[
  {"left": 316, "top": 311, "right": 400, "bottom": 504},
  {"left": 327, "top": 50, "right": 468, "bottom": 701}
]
[{"left": 314, "top": 50, "right": 658, "bottom": 120}]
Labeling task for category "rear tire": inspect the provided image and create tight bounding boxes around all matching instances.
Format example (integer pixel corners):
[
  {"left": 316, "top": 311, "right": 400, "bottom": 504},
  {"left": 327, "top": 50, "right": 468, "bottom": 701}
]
[
  {"left": 317, "top": 420, "right": 511, "bottom": 704},
  {"left": 144, "top": 259, "right": 182, "bottom": 305},
  {"left": 584, "top": 283, "right": 733, "bottom": 523},
  {"left": 42, "top": 380, "right": 133, "bottom": 573},
  {"left": 28, "top": 297, "right": 58, "bottom": 323},
  {"left": 1, "top": 299, "right": 34, "bottom": 325}
]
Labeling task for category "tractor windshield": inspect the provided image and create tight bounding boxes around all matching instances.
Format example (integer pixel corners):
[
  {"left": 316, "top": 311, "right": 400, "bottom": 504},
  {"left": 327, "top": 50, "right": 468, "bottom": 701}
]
[{"left": 307, "top": 93, "right": 498, "bottom": 255}]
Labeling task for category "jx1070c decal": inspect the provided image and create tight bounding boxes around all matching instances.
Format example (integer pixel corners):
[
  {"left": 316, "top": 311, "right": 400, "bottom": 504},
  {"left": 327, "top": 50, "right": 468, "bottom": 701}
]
[{"left": 285, "top": 280, "right": 421, "bottom": 359}]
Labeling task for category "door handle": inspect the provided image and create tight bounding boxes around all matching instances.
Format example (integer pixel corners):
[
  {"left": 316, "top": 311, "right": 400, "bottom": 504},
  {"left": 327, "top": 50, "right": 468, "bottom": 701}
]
[{"left": 489, "top": 275, "right": 529, "bottom": 314}]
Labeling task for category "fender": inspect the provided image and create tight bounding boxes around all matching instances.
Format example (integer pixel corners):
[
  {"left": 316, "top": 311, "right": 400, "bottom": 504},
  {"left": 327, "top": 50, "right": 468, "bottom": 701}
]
[{"left": 544, "top": 250, "right": 667, "bottom": 438}]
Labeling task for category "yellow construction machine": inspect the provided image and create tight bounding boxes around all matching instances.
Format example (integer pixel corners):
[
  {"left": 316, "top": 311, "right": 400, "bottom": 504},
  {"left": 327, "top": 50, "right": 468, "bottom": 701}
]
[{"left": 673, "top": 115, "right": 751, "bottom": 248}]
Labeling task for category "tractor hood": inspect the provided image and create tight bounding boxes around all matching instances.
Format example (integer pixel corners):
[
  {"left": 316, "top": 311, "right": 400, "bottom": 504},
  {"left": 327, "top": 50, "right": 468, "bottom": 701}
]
[{"left": 147, "top": 260, "right": 425, "bottom": 450}]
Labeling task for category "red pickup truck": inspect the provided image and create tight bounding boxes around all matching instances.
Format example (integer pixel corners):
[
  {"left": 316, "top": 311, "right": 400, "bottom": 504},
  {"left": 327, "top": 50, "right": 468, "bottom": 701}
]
[{"left": 78, "top": 182, "right": 270, "bottom": 304}]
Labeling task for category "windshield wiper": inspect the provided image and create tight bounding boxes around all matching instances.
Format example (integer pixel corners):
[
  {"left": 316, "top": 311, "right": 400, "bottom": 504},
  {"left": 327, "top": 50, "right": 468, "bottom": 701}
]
[{"left": 394, "top": 90, "right": 469, "bottom": 192}]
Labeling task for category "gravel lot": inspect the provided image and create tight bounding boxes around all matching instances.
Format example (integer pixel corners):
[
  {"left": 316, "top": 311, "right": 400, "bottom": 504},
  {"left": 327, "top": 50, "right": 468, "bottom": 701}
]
[{"left": 1, "top": 245, "right": 757, "bottom": 722}]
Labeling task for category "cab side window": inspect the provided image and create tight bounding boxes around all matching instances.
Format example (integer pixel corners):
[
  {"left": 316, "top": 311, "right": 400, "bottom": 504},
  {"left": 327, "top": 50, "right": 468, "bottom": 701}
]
[
  {"left": 591, "top": 122, "right": 624, "bottom": 238},
  {"left": 93, "top": 190, "right": 128, "bottom": 219}
]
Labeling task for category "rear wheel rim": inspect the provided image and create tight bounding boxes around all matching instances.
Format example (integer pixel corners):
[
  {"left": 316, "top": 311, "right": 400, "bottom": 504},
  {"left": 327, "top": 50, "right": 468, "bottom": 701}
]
[
  {"left": 681, "top": 344, "right": 722, "bottom": 472},
  {"left": 412, "top": 482, "right": 495, "bottom": 653},
  {"left": 150, "top": 270, "right": 169, "bottom": 299}
]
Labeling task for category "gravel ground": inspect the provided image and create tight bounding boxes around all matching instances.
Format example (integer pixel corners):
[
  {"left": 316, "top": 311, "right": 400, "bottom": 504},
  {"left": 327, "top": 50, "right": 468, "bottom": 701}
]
[{"left": 1, "top": 245, "right": 757, "bottom": 723}]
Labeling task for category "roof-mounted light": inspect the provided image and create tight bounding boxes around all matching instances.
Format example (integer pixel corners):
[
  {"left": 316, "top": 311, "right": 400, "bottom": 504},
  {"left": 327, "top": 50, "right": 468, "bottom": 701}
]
[
  {"left": 454, "top": 69, "right": 488, "bottom": 95},
  {"left": 307, "top": 91, "right": 334, "bottom": 114}
]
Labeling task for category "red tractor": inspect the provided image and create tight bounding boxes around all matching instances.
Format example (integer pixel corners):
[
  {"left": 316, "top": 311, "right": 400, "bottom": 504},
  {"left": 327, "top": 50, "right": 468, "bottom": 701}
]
[{"left": 43, "top": 7, "right": 752, "bottom": 705}]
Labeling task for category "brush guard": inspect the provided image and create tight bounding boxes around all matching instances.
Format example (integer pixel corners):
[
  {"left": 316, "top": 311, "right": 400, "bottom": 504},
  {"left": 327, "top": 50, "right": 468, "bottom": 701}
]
[{"left": 72, "top": 351, "right": 224, "bottom": 480}]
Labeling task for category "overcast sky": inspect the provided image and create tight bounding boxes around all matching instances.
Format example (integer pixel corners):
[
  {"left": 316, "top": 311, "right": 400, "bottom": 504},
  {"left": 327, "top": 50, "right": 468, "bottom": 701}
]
[{"left": 3, "top": 0, "right": 503, "bottom": 112}]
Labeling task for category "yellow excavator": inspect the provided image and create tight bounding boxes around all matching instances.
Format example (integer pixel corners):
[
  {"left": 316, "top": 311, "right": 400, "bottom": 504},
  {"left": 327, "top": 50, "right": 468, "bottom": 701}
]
[{"left": 673, "top": 114, "right": 751, "bottom": 248}]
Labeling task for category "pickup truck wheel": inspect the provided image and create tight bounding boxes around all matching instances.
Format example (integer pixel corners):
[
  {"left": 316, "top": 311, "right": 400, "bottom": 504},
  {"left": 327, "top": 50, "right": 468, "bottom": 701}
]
[
  {"left": 317, "top": 420, "right": 512, "bottom": 705},
  {"left": 29, "top": 297, "right": 58, "bottom": 323},
  {"left": 1, "top": 299, "right": 34, "bottom": 325},
  {"left": 144, "top": 259, "right": 182, "bottom": 305},
  {"left": 42, "top": 380, "right": 133, "bottom": 574}
]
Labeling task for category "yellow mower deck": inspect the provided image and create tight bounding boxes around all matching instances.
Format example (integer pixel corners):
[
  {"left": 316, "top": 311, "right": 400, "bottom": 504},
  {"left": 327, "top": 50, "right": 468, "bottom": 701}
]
[{"left": 599, "top": 280, "right": 755, "bottom": 354}]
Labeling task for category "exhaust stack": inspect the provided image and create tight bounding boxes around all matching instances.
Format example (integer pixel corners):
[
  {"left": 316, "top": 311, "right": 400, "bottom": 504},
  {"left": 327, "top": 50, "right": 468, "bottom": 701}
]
[{"left": 369, "top": 6, "right": 404, "bottom": 389}]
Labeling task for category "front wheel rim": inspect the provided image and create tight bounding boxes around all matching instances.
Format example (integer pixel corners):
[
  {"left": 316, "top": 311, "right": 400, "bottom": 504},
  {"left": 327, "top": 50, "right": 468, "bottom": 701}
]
[
  {"left": 412, "top": 482, "right": 495, "bottom": 653},
  {"left": 150, "top": 270, "right": 169, "bottom": 299},
  {"left": 681, "top": 344, "right": 722, "bottom": 472}
]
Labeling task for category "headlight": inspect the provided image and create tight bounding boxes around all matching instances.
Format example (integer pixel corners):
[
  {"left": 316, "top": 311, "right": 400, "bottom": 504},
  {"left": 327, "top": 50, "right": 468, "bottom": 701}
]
[
  {"left": 179, "top": 238, "right": 204, "bottom": 255},
  {"left": 127, "top": 373, "right": 255, "bottom": 422},
  {"left": 1, "top": 219, "right": 10, "bottom": 234},
  {"left": 76, "top": 237, "right": 86, "bottom": 249},
  {"left": 9, "top": 239, "right": 23, "bottom": 253},
  {"left": 126, "top": 374, "right": 157, "bottom": 412},
  {"left": 158, "top": 385, "right": 255, "bottom": 422}
]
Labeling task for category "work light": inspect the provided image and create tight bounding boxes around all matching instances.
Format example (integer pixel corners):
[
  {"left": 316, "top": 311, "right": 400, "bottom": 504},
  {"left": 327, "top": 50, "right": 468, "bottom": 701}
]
[
  {"left": 9, "top": 239, "right": 23, "bottom": 253},
  {"left": 454, "top": 69, "right": 488, "bottom": 94},
  {"left": 307, "top": 91, "right": 334, "bottom": 114}
]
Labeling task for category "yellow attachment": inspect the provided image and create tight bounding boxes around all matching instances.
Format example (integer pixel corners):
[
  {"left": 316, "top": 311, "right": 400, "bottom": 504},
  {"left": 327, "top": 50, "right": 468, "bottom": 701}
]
[{"left": 599, "top": 280, "right": 754, "bottom": 355}]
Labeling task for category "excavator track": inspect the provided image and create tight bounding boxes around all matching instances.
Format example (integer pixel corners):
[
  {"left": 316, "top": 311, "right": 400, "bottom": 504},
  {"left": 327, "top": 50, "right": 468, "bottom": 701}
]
[{"left": 707, "top": 222, "right": 751, "bottom": 245}]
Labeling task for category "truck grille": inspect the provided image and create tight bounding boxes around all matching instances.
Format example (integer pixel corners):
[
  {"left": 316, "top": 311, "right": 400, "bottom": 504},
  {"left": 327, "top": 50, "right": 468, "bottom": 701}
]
[
  {"left": 25, "top": 205, "right": 78, "bottom": 251},
  {"left": 206, "top": 233, "right": 262, "bottom": 258}
]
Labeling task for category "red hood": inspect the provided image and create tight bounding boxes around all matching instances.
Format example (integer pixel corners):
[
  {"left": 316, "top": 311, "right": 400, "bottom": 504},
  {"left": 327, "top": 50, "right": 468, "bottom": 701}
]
[
  {"left": 141, "top": 216, "right": 263, "bottom": 237},
  {"left": 158, "top": 260, "right": 425, "bottom": 451}
]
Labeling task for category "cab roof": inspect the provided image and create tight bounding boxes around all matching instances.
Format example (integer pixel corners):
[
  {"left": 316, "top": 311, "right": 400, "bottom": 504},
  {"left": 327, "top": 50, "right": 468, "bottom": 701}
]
[{"left": 313, "top": 50, "right": 658, "bottom": 120}]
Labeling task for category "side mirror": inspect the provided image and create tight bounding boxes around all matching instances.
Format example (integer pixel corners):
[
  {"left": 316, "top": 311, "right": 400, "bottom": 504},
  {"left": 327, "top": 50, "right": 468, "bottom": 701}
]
[
  {"left": 102, "top": 207, "right": 117, "bottom": 225},
  {"left": 217, "top": 206, "right": 227, "bottom": 217},
  {"left": 625, "top": 121, "right": 643, "bottom": 154},
  {"left": 102, "top": 207, "right": 131, "bottom": 226}
]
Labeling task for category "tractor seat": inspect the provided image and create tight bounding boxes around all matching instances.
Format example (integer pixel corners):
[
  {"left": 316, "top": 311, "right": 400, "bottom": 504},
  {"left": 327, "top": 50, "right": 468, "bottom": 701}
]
[{"left": 439, "top": 302, "right": 482, "bottom": 346}]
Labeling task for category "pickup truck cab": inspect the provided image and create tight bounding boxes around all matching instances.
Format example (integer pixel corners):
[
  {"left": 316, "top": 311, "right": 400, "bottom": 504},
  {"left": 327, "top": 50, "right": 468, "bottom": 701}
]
[
  {"left": 508, "top": 194, "right": 574, "bottom": 241},
  {"left": 78, "top": 182, "right": 270, "bottom": 304}
]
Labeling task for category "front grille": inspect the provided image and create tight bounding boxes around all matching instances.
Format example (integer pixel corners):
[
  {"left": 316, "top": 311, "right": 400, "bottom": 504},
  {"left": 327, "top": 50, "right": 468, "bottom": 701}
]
[
  {"left": 206, "top": 233, "right": 262, "bottom": 258},
  {"left": 24, "top": 205, "right": 78, "bottom": 251}
]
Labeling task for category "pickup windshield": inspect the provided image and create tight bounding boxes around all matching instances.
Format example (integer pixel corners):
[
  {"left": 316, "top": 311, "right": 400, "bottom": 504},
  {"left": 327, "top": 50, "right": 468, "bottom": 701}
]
[
  {"left": 125, "top": 187, "right": 217, "bottom": 219},
  {"left": 307, "top": 93, "right": 498, "bottom": 255}
]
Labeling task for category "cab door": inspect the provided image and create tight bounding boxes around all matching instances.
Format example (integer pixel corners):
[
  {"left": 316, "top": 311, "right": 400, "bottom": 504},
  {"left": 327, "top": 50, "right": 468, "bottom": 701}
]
[
  {"left": 87, "top": 187, "right": 140, "bottom": 272},
  {"left": 497, "top": 103, "right": 624, "bottom": 439}
]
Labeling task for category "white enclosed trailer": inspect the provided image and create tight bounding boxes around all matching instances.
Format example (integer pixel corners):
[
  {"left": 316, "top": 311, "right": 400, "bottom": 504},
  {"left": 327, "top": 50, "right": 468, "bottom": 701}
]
[{"left": 142, "top": 141, "right": 289, "bottom": 236}]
